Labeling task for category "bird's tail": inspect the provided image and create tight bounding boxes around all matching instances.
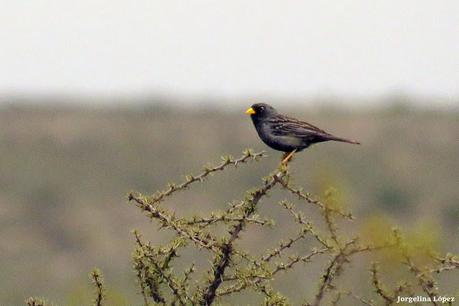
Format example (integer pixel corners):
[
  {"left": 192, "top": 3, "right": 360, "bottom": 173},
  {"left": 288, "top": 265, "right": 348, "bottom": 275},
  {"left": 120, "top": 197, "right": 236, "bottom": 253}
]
[{"left": 327, "top": 135, "right": 361, "bottom": 145}]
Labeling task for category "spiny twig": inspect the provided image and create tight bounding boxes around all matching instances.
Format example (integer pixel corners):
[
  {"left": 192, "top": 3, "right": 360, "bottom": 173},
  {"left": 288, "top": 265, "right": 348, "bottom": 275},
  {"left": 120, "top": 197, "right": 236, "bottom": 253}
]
[
  {"left": 25, "top": 298, "right": 51, "bottom": 306},
  {"left": 129, "top": 150, "right": 266, "bottom": 206},
  {"left": 277, "top": 177, "right": 353, "bottom": 219},
  {"left": 90, "top": 269, "right": 105, "bottom": 306},
  {"left": 370, "top": 262, "right": 395, "bottom": 305},
  {"left": 278, "top": 200, "right": 331, "bottom": 248},
  {"left": 129, "top": 195, "right": 219, "bottom": 251},
  {"left": 403, "top": 255, "right": 439, "bottom": 306},
  {"left": 218, "top": 247, "right": 327, "bottom": 298},
  {"left": 430, "top": 253, "right": 459, "bottom": 273},
  {"left": 185, "top": 213, "right": 273, "bottom": 228},
  {"left": 261, "top": 227, "right": 311, "bottom": 262},
  {"left": 311, "top": 239, "right": 360, "bottom": 306}
]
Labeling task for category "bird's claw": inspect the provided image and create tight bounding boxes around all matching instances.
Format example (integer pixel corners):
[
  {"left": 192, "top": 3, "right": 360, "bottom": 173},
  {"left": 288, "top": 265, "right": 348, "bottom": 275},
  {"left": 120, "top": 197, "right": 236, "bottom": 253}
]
[{"left": 280, "top": 150, "right": 296, "bottom": 165}]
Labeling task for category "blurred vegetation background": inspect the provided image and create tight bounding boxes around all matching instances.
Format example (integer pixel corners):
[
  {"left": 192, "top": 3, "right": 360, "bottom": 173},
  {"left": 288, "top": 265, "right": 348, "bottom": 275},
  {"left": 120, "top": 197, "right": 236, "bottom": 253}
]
[{"left": 0, "top": 96, "right": 457, "bottom": 305}]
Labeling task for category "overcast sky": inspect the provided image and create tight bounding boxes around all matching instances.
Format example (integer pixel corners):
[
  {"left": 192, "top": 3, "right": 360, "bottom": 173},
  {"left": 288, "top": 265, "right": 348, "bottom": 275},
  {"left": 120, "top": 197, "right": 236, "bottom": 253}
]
[{"left": 1, "top": 1, "right": 458, "bottom": 105}]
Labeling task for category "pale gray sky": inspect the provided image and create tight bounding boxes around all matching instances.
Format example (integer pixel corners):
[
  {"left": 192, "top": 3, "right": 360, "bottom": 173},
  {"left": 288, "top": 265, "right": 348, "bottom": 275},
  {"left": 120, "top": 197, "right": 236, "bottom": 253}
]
[{"left": 1, "top": 1, "right": 459, "bottom": 105}]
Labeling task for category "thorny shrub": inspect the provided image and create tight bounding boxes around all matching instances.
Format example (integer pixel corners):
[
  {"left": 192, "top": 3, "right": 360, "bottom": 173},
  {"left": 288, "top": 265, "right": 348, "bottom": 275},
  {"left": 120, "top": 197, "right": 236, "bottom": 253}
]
[{"left": 27, "top": 150, "right": 458, "bottom": 306}]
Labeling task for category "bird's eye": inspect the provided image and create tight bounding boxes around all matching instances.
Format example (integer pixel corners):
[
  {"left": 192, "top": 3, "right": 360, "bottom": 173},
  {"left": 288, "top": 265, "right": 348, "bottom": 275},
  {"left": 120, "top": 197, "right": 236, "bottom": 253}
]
[{"left": 259, "top": 106, "right": 265, "bottom": 111}]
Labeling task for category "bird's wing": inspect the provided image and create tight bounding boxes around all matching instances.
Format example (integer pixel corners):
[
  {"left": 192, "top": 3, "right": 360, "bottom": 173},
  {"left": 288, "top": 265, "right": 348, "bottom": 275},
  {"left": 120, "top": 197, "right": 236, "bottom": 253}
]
[{"left": 268, "top": 115, "right": 330, "bottom": 137}]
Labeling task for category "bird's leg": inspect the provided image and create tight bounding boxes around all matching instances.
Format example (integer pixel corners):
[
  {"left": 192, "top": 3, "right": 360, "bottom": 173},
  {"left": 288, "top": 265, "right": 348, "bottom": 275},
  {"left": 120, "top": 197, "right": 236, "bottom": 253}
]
[{"left": 281, "top": 149, "right": 297, "bottom": 165}]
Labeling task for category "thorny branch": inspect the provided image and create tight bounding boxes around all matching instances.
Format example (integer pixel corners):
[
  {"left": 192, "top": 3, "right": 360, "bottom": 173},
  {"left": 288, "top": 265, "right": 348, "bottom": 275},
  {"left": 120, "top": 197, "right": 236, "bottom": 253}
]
[
  {"left": 370, "top": 262, "right": 395, "bottom": 305},
  {"left": 129, "top": 194, "right": 220, "bottom": 252},
  {"left": 277, "top": 176, "right": 353, "bottom": 219},
  {"left": 90, "top": 269, "right": 105, "bottom": 306},
  {"left": 200, "top": 167, "right": 287, "bottom": 305},
  {"left": 130, "top": 149, "right": 266, "bottom": 206}
]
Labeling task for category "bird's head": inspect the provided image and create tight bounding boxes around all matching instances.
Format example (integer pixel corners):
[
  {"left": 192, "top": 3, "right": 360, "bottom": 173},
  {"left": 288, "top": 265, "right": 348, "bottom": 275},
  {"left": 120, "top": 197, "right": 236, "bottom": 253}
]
[{"left": 245, "top": 103, "right": 277, "bottom": 118}]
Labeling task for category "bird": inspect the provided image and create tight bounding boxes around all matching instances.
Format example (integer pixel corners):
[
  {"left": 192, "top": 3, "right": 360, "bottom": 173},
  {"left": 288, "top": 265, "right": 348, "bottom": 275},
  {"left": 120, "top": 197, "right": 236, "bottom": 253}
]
[{"left": 245, "top": 103, "right": 360, "bottom": 164}]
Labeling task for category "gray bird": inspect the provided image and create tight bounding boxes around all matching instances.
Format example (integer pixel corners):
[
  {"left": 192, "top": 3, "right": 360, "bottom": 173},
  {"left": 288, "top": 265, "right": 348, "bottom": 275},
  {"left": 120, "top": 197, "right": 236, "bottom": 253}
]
[{"left": 245, "top": 103, "right": 360, "bottom": 163}]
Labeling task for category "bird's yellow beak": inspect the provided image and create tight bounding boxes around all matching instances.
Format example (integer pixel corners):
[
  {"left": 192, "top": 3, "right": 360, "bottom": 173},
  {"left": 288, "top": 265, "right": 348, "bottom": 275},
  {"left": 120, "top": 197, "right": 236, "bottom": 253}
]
[{"left": 245, "top": 107, "right": 256, "bottom": 115}]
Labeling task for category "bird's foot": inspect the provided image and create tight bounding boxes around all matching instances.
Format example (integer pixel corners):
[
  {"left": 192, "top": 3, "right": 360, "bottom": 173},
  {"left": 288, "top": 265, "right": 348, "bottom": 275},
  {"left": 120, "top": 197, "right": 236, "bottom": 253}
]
[{"left": 280, "top": 150, "right": 296, "bottom": 165}]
